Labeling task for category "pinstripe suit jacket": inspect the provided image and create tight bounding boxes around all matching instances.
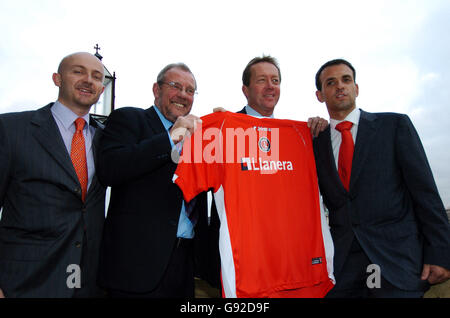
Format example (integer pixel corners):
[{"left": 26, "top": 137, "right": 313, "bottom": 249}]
[
  {"left": 0, "top": 103, "right": 106, "bottom": 297},
  {"left": 313, "top": 110, "right": 450, "bottom": 291}
]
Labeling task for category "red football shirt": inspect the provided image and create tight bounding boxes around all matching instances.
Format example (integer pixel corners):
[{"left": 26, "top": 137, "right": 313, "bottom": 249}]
[{"left": 174, "top": 112, "right": 334, "bottom": 298}]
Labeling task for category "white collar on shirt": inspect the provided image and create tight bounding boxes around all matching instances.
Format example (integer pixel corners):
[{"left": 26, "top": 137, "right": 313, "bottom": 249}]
[
  {"left": 329, "top": 108, "right": 361, "bottom": 166},
  {"left": 245, "top": 105, "right": 274, "bottom": 118},
  {"left": 330, "top": 107, "right": 361, "bottom": 130},
  {"left": 52, "top": 101, "right": 91, "bottom": 131}
]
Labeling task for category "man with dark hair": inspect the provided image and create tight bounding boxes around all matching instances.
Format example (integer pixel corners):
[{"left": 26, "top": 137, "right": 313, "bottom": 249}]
[
  {"left": 315, "top": 59, "right": 356, "bottom": 91},
  {"left": 97, "top": 63, "right": 207, "bottom": 298},
  {"left": 313, "top": 58, "right": 450, "bottom": 297}
]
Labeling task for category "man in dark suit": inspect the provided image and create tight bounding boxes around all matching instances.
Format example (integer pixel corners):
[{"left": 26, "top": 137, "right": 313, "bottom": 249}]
[
  {"left": 97, "top": 63, "right": 207, "bottom": 297},
  {"left": 204, "top": 56, "right": 332, "bottom": 292},
  {"left": 313, "top": 58, "right": 450, "bottom": 297},
  {"left": 0, "top": 52, "right": 107, "bottom": 297}
]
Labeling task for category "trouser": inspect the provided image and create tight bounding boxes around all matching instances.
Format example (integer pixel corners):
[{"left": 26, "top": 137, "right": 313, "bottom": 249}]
[
  {"left": 326, "top": 239, "right": 425, "bottom": 298},
  {"left": 107, "top": 238, "right": 195, "bottom": 298}
]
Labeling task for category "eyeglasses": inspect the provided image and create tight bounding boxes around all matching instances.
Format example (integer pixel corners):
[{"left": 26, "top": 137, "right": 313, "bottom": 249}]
[{"left": 159, "top": 81, "right": 197, "bottom": 96}]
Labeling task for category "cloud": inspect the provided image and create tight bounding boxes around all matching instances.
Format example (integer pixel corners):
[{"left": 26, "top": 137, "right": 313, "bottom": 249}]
[
  {"left": 0, "top": 0, "right": 449, "bottom": 207},
  {"left": 406, "top": 2, "right": 450, "bottom": 207}
]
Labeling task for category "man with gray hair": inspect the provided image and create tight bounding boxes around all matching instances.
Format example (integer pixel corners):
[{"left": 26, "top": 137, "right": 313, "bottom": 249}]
[{"left": 96, "top": 62, "right": 206, "bottom": 297}]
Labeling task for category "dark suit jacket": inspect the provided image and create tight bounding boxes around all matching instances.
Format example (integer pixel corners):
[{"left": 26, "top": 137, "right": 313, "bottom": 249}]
[
  {"left": 237, "top": 107, "right": 247, "bottom": 115},
  {"left": 0, "top": 103, "right": 106, "bottom": 297},
  {"left": 313, "top": 109, "right": 450, "bottom": 291},
  {"left": 96, "top": 106, "right": 207, "bottom": 293}
]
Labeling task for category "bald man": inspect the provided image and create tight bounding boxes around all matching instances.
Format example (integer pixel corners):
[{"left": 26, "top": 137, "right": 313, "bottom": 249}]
[{"left": 0, "top": 52, "right": 107, "bottom": 297}]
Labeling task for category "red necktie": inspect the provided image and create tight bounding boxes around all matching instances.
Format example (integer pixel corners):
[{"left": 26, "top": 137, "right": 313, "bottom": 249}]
[
  {"left": 71, "top": 118, "right": 88, "bottom": 201},
  {"left": 335, "top": 121, "right": 354, "bottom": 191}
]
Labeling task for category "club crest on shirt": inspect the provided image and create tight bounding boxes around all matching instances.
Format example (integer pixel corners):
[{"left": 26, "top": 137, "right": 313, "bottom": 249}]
[{"left": 258, "top": 137, "right": 271, "bottom": 153}]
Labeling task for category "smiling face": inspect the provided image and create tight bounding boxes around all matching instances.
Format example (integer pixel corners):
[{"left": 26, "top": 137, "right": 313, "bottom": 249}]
[
  {"left": 316, "top": 63, "right": 359, "bottom": 120},
  {"left": 242, "top": 62, "right": 281, "bottom": 117},
  {"left": 153, "top": 67, "right": 195, "bottom": 123},
  {"left": 52, "top": 52, "right": 105, "bottom": 115}
]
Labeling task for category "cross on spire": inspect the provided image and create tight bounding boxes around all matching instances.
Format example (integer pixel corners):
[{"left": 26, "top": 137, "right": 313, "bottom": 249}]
[{"left": 94, "top": 44, "right": 103, "bottom": 60}]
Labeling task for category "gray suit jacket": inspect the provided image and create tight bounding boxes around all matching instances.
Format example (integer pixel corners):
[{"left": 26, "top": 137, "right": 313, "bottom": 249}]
[
  {"left": 0, "top": 103, "right": 106, "bottom": 297},
  {"left": 313, "top": 109, "right": 450, "bottom": 291}
]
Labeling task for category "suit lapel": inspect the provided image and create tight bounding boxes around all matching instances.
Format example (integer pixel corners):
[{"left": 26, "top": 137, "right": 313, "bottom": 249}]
[
  {"left": 90, "top": 116, "right": 104, "bottom": 167},
  {"left": 237, "top": 106, "right": 247, "bottom": 114},
  {"left": 87, "top": 116, "right": 105, "bottom": 199},
  {"left": 145, "top": 106, "right": 168, "bottom": 134},
  {"left": 31, "top": 104, "right": 79, "bottom": 185},
  {"left": 349, "top": 110, "right": 378, "bottom": 191}
]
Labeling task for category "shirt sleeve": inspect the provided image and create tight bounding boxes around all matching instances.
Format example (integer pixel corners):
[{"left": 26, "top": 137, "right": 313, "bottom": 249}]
[
  {"left": 395, "top": 114, "right": 450, "bottom": 268},
  {"left": 173, "top": 112, "right": 226, "bottom": 202}
]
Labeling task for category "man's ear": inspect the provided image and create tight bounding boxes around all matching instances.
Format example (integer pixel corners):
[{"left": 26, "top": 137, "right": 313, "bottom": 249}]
[
  {"left": 316, "top": 90, "right": 324, "bottom": 103},
  {"left": 52, "top": 73, "right": 62, "bottom": 87},
  {"left": 242, "top": 85, "right": 249, "bottom": 99},
  {"left": 153, "top": 82, "right": 160, "bottom": 99}
]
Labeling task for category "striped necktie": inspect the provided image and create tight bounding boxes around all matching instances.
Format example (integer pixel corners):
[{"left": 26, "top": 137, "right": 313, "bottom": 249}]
[{"left": 71, "top": 118, "right": 88, "bottom": 201}]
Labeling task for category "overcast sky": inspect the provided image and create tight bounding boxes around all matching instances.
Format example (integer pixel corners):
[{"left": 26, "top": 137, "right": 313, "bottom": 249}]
[{"left": 0, "top": 0, "right": 449, "bottom": 207}]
